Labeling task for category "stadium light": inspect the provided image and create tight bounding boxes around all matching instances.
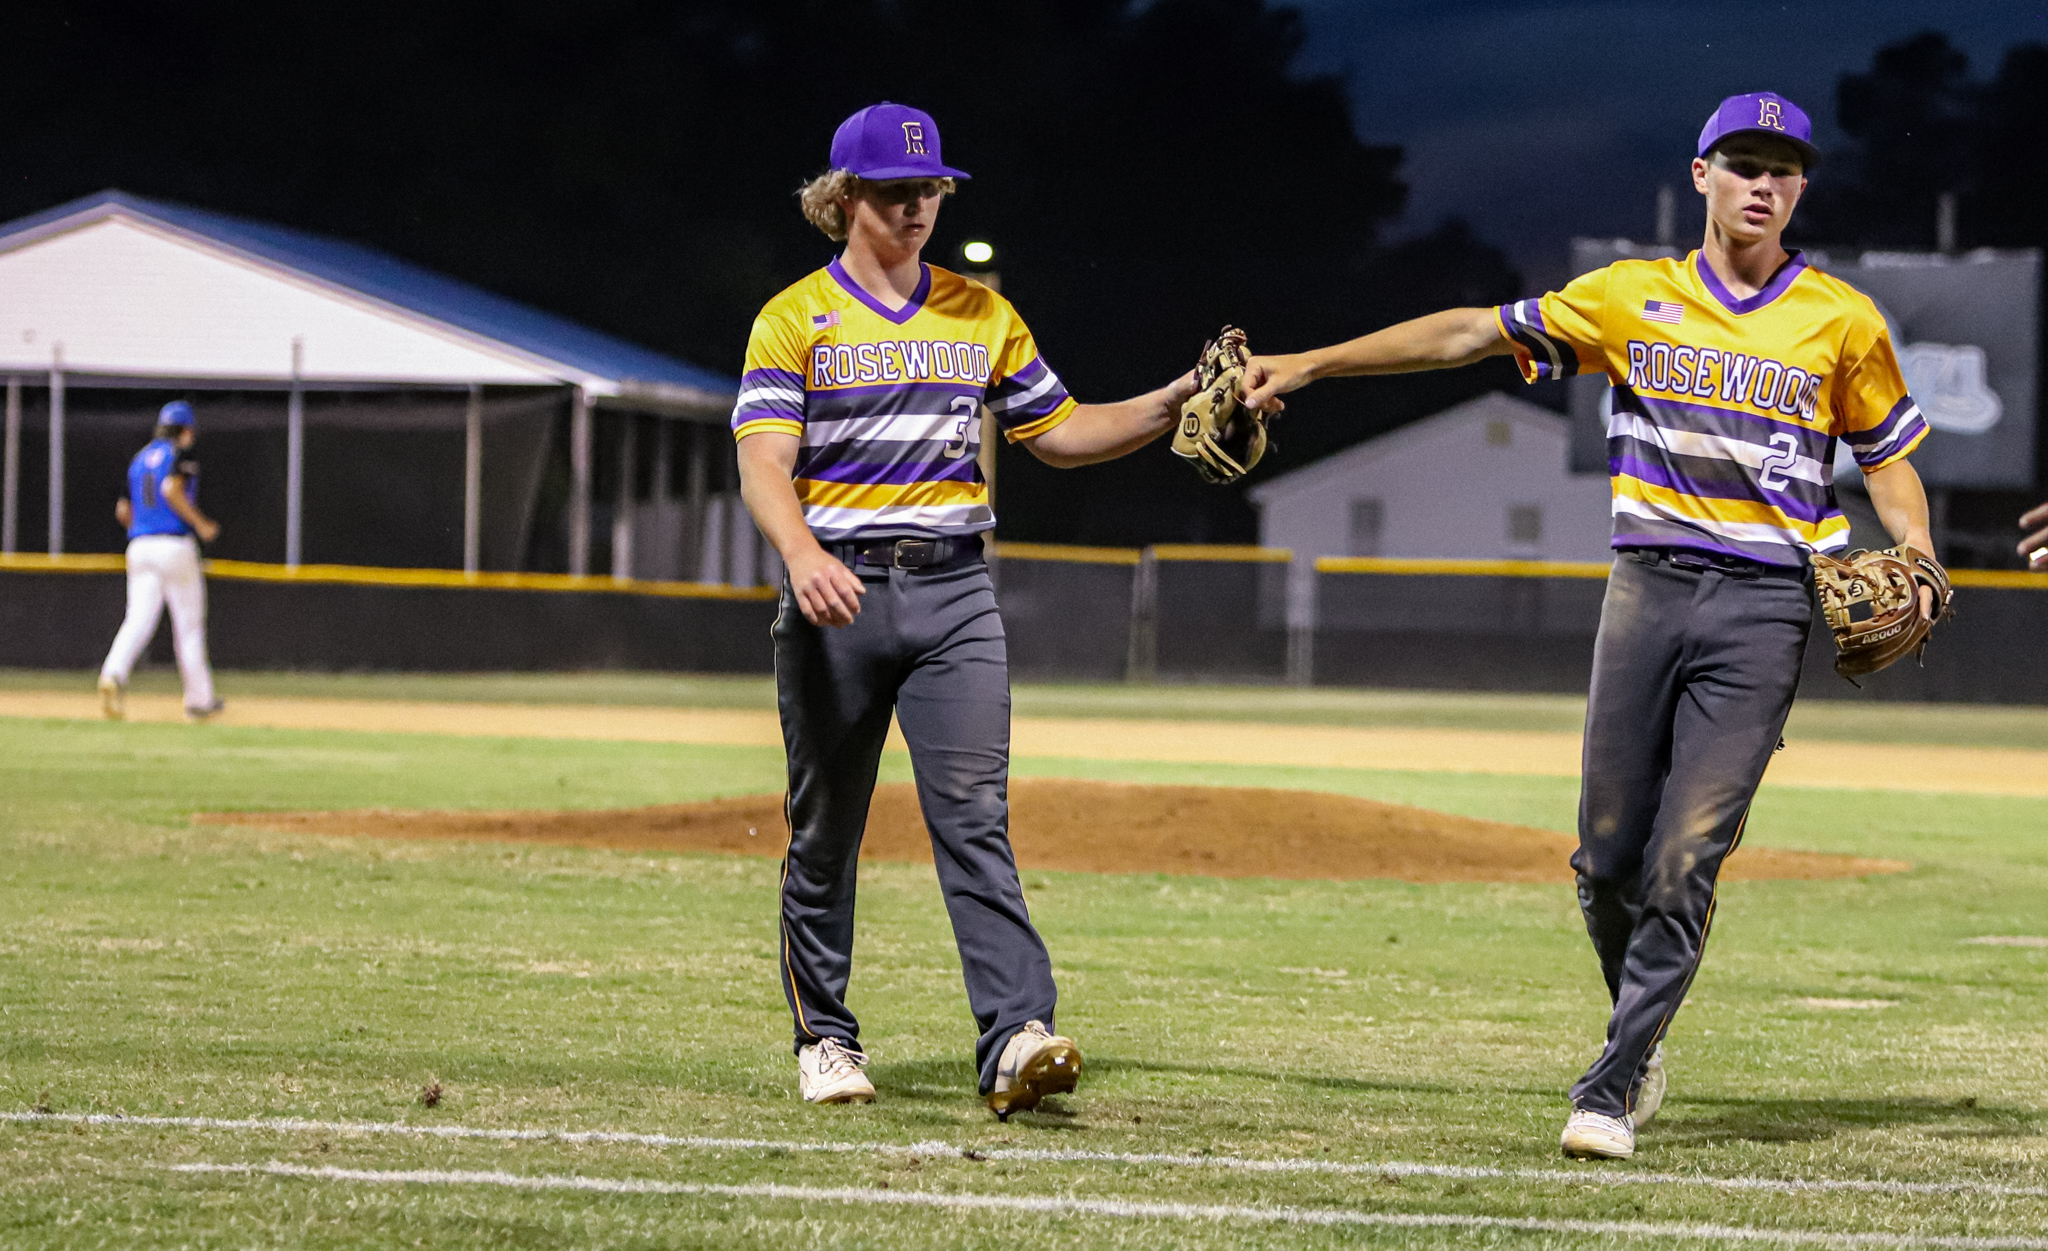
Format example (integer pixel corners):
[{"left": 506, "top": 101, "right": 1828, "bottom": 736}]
[{"left": 962, "top": 240, "right": 994, "bottom": 265}]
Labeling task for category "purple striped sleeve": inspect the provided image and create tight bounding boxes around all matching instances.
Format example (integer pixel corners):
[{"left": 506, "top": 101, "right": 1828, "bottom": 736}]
[
  {"left": 1496, "top": 298, "right": 1580, "bottom": 380},
  {"left": 731, "top": 366, "right": 807, "bottom": 433},
  {"left": 987, "top": 354, "right": 1074, "bottom": 430},
  {"left": 1844, "top": 396, "right": 1929, "bottom": 468}
]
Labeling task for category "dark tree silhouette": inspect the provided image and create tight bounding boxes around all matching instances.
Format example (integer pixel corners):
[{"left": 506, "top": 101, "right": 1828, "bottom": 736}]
[
  {"left": 1801, "top": 30, "right": 2048, "bottom": 256},
  {"left": 1798, "top": 31, "right": 2048, "bottom": 546},
  {"left": 1971, "top": 43, "right": 2048, "bottom": 252},
  {"left": 1, "top": 0, "right": 1523, "bottom": 544}
]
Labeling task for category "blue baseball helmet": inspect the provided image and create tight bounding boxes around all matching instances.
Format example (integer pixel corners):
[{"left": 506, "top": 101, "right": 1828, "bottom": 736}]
[{"left": 159, "top": 400, "right": 196, "bottom": 427}]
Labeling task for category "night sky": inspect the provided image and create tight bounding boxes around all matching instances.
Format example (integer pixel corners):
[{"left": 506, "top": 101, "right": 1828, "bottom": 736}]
[
  {"left": 5, "top": 1, "right": 2045, "bottom": 555},
  {"left": 1291, "top": 0, "right": 2048, "bottom": 285}
]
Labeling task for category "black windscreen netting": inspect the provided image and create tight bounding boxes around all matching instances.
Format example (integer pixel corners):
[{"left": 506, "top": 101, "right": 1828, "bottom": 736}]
[
  {"left": 1311, "top": 570, "right": 1608, "bottom": 691},
  {"left": 1316, "top": 571, "right": 1607, "bottom": 635},
  {"left": 16, "top": 387, "right": 561, "bottom": 569},
  {"left": 1152, "top": 558, "right": 1289, "bottom": 682},
  {"left": 994, "top": 556, "right": 1137, "bottom": 681}
]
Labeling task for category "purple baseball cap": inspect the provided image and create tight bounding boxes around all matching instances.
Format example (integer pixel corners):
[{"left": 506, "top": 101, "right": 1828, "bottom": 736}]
[
  {"left": 830, "top": 102, "right": 971, "bottom": 181},
  {"left": 1698, "top": 91, "right": 1821, "bottom": 168}
]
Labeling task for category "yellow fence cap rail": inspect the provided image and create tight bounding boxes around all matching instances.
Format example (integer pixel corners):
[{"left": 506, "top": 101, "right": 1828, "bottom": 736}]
[
  {"left": 1951, "top": 568, "right": 2048, "bottom": 590},
  {"left": 1315, "top": 555, "right": 1613, "bottom": 579},
  {"left": 0, "top": 552, "right": 128, "bottom": 574},
  {"left": 0, "top": 551, "right": 776, "bottom": 600},
  {"left": 1149, "top": 544, "right": 1293, "bottom": 563},
  {"left": 204, "top": 560, "right": 779, "bottom": 600},
  {"left": 13, "top": 548, "right": 2043, "bottom": 592},
  {"left": 1311, "top": 556, "right": 2048, "bottom": 588},
  {"left": 995, "top": 541, "right": 1142, "bottom": 566}
]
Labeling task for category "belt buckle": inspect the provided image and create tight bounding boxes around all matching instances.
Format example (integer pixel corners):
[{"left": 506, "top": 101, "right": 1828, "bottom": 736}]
[
  {"left": 892, "top": 539, "right": 938, "bottom": 569},
  {"left": 1669, "top": 552, "right": 1712, "bottom": 572}
]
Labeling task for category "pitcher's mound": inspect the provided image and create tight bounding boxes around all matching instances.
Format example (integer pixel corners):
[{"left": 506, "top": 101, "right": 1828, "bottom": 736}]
[{"left": 198, "top": 778, "right": 1907, "bottom": 885}]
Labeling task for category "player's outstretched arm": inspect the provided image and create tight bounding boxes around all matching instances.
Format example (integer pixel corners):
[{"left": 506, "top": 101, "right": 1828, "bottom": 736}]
[
  {"left": 736, "top": 432, "right": 866, "bottom": 627},
  {"left": 1023, "top": 371, "right": 1198, "bottom": 468},
  {"left": 1239, "top": 307, "right": 1514, "bottom": 412},
  {"left": 2019, "top": 501, "right": 2048, "bottom": 572}
]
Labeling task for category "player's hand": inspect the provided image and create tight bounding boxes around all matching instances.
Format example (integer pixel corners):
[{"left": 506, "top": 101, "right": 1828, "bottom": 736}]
[
  {"left": 1238, "top": 353, "right": 1316, "bottom": 413},
  {"left": 1163, "top": 368, "right": 1199, "bottom": 410},
  {"left": 195, "top": 519, "right": 220, "bottom": 544},
  {"left": 2019, "top": 501, "right": 2048, "bottom": 572},
  {"left": 786, "top": 547, "right": 865, "bottom": 627}
]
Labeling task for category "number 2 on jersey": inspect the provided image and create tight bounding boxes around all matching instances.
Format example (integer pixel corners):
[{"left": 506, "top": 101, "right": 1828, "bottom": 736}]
[{"left": 1757, "top": 432, "right": 1799, "bottom": 490}]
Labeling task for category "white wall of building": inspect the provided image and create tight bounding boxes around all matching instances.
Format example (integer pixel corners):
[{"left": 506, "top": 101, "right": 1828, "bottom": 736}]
[{"left": 1249, "top": 392, "right": 1613, "bottom": 562}]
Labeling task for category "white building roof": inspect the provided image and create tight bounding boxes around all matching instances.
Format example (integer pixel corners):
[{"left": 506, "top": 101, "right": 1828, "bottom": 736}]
[{"left": 0, "top": 191, "right": 734, "bottom": 411}]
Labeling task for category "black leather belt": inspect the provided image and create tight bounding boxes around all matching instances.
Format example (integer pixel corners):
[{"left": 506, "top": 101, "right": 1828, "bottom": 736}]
[
  {"left": 1623, "top": 546, "right": 1806, "bottom": 581},
  {"left": 831, "top": 537, "right": 982, "bottom": 573}
]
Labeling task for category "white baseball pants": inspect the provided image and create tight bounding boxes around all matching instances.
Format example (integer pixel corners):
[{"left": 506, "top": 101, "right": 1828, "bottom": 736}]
[{"left": 100, "top": 534, "right": 216, "bottom": 711}]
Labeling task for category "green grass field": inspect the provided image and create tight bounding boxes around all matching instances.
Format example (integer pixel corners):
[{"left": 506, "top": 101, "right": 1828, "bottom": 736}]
[{"left": 2, "top": 671, "right": 2046, "bottom": 1247}]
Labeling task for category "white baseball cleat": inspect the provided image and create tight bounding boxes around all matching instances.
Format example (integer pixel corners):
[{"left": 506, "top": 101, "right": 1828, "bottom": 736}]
[
  {"left": 1633, "top": 1045, "right": 1667, "bottom": 1129},
  {"left": 98, "top": 676, "right": 125, "bottom": 721},
  {"left": 1561, "top": 1109, "right": 1636, "bottom": 1160},
  {"left": 987, "top": 1020, "right": 1081, "bottom": 1121},
  {"left": 797, "top": 1037, "right": 875, "bottom": 1105},
  {"left": 185, "top": 698, "right": 225, "bottom": 723}
]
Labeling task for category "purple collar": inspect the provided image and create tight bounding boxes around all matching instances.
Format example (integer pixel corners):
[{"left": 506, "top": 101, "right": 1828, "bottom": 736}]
[
  {"left": 828, "top": 256, "right": 931, "bottom": 325},
  {"left": 1693, "top": 249, "right": 1807, "bottom": 315}
]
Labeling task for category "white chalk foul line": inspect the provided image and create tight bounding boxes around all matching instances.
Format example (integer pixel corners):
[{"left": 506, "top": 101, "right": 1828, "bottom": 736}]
[
  {"left": 167, "top": 1161, "right": 2048, "bottom": 1250},
  {"left": 11, "top": 1111, "right": 2045, "bottom": 1202}
]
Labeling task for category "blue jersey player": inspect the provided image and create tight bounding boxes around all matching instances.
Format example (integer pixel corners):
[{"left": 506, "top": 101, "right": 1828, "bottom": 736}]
[{"left": 99, "top": 400, "right": 223, "bottom": 721}]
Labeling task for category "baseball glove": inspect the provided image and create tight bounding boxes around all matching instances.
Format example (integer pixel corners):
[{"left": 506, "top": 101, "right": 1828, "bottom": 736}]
[
  {"left": 1810, "top": 544, "right": 1954, "bottom": 680},
  {"left": 1173, "top": 326, "right": 1270, "bottom": 484}
]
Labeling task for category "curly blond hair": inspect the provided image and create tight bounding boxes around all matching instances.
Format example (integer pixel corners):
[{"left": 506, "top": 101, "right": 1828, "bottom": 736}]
[{"left": 797, "top": 170, "right": 957, "bottom": 241}]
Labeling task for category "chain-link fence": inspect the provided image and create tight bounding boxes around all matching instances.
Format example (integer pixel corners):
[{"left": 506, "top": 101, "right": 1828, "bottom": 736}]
[
  {"left": 996, "top": 542, "right": 1296, "bottom": 685},
  {"left": 1140, "top": 545, "right": 1294, "bottom": 683},
  {"left": 993, "top": 543, "right": 1141, "bottom": 682},
  {"left": 988, "top": 544, "right": 2048, "bottom": 702},
  {"left": 1310, "top": 557, "right": 1608, "bottom": 692},
  {"left": 5, "top": 541, "right": 2040, "bottom": 699}
]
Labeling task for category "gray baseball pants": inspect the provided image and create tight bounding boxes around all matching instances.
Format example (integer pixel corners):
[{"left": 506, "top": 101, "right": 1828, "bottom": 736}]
[
  {"left": 1570, "top": 547, "right": 1813, "bottom": 1119},
  {"left": 774, "top": 549, "right": 1055, "bottom": 1094}
]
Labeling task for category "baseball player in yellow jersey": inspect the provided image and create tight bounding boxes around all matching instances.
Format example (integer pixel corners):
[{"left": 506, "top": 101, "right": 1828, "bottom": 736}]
[
  {"left": 1240, "top": 92, "right": 1942, "bottom": 1160},
  {"left": 734, "top": 102, "right": 1195, "bottom": 1116}
]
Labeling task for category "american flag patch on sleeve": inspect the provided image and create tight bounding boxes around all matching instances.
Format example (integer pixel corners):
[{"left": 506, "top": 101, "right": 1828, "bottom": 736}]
[
  {"left": 1642, "top": 299, "right": 1684, "bottom": 325},
  {"left": 811, "top": 310, "right": 841, "bottom": 329}
]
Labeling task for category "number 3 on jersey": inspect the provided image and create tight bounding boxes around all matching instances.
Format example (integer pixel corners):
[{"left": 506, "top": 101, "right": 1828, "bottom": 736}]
[{"left": 942, "top": 396, "right": 978, "bottom": 460}]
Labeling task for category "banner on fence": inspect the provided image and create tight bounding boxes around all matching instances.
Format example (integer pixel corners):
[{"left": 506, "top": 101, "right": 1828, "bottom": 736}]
[{"left": 1565, "top": 238, "right": 2040, "bottom": 490}]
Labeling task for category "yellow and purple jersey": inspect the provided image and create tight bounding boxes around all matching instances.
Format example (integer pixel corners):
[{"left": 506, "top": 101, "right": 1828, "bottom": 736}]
[
  {"left": 732, "top": 259, "right": 1077, "bottom": 541},
  {"left": 1497, "top": 251, "right": 1927, "bottom": 567}
]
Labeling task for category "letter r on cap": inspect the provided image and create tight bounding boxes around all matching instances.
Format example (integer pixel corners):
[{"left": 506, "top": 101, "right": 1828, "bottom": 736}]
[
  {"left": 902, "top": 122, "right": 927, "bottom": 154},
  {"left": 1758, "top": 99, "right": 1784, "bottom": 130}
]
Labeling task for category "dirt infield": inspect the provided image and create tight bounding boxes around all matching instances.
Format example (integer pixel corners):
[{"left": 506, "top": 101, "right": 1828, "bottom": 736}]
[
  {"left": 7, "top": 690, "right": 2044, "bottom": 797},
  {"left": 198, "top": 779, "right": 1909, "bottom": 884}
]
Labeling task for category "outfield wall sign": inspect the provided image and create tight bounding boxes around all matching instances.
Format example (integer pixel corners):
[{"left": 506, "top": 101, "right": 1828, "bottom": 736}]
[{"left": 1565, "top": 238, "right": 2040, "bottom": 490}]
